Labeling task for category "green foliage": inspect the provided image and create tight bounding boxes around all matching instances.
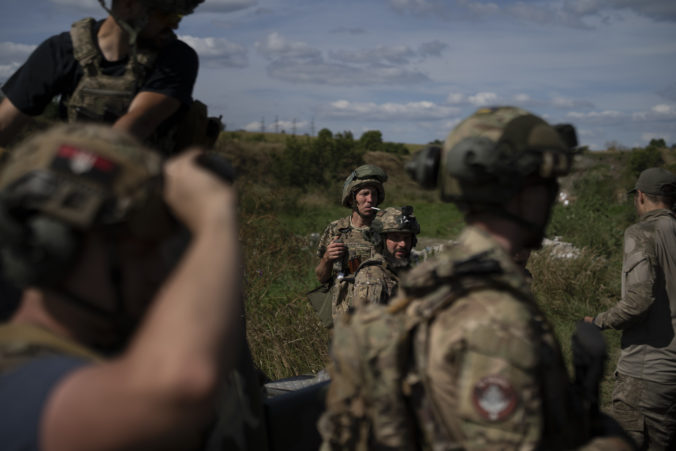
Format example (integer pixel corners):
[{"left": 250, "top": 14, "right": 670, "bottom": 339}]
[
  {"left": 529, "top": 248, "right": 622, "bottom": 406},
  {"left": 271, "top": 130, "right": 365, "bottom": 190},
  {"left": 359, "top": 130, "right": 383, "bottom": 151},
  {"left": 628, "top": 146, "right": 664, "bottom": 176},
  {"left": 240, "top": 212, "right": 329, "bottom": 379},
  {"left": 649, "top": 138, "right": 666, "bottom": 148},
  {"left": 549, "top": 169, "right": 634, "bottom": 257}
]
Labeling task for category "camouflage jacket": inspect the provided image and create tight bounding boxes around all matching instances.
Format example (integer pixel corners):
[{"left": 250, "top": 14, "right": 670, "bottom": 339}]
[
  {"left": 594, "top": 208, "right": 676, "bottom": 384},
  {"left": 317, "top": 216, "right": 377, "bottom": 320},
  {"left": 350, "top": 254, "right": 407, "bottom": 309},
  {"left": 320, "top": 226, "right": 626, "bottom": 450}
]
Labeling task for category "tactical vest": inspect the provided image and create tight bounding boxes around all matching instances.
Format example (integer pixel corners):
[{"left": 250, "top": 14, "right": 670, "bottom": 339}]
[
  {"left": 66, "top": 19, "right": 223, "bottom": 155},
  {"left": 320, "top": 248, "right": 590, "bottom": 450},
  {"left": 67, "top": 18, "right": 157, "bottom": 125},
  {"left": 331, "top": 219, "right": 376, "bottom": 321}
]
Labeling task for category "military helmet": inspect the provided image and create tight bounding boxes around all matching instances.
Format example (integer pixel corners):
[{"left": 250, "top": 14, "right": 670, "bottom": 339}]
[
  {"left": 0, "top": 123, "right": 172, "bottom": 286},
  {"left": 341, "top": 164, "right": 388, "bottom": 208},
  {"left": 368, "top": 206, "right": 420, "bottom": 248},
  {"left": 138, "top": 0, "right": 204, "bottom": 15},
  {"left": 98, "top": 0, "right": 204, "bottom": 15},
  {"left": 407, "top": 106, "right": 576, "bottom": 207}
]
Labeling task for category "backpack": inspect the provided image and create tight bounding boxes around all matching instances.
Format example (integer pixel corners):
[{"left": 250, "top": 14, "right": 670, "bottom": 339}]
[{"left": 319, "top": 250, "right": 507, "bottom": 450}]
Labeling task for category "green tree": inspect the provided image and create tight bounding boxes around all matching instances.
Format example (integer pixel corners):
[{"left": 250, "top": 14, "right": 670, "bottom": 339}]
[
  {"left": 359, "top": 130, "right": 383, "bottom": 151},
  {"left": 628, "top": 145, "right": 664, "bottom": 176}
]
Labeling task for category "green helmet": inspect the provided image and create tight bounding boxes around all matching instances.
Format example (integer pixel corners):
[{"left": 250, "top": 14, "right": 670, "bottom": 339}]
[
  {"left": 368, "top": 206, "right": 420, "bottom": 249},
  {"left": 341, "top": 164, "right": 388, "bottom": 208},
  {"left": 407, "top": 106, "right": 576, "bottom": 208},
  {"left": 0, "top": 123, "right": 172, "bottom": 287}
]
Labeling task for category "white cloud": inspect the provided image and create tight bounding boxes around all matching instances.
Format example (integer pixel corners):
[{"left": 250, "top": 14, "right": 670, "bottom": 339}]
[
  {"left": 330, "top": 45, "right": 415, "bottom": 65},
  {"left": 47, "top": 0, "right": 99, "bottom": 10},
  {"left": 388, "top": 0, "right": 676, "bottom": 26},
  {"left": 0, "top": 42, "right": 37, "bottom": 63},
  {"left": 324, "top": 99, "right": 459, "bottom": 120},
  {"left": 467, "top": 92, "right": 498, "bottom": 106},
  {"left": 266, "top": 60, "right": 429, "bottom": 85},
  {"left": 0, "top": 62, "right": 22, "bottom": 80},
  {"left": 652, "top": 104, "right": 676, "bottom": 115},
  {"left": 255, "top": 32, "right": 321, "bottom": 61},
  {"left": 446, "top": 93, "right": 465, "bottom": 104},
  {"left": 199, "top": 0, "right": 257, "bottom": 13},
  {"left": 567, "top": 110, "right": 624, "bottom": 119},
  {"left": 179, "top": 35, "right": 247, "bottom": 67}
]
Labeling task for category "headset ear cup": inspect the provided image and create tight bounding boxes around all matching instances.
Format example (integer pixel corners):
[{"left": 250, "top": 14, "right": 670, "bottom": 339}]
[{"left": 2, "top": 216, "right": 80, "bottom": 287}]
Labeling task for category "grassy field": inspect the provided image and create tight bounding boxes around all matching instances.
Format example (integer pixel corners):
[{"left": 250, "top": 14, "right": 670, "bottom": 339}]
[{"left": 217, "top": 131, "right": 674, "bottom": 411}]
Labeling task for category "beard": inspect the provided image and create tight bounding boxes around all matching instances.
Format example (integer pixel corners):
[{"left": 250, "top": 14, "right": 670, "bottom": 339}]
[{"left": 383, "top": 250, "right": 410, "bottom": 269}]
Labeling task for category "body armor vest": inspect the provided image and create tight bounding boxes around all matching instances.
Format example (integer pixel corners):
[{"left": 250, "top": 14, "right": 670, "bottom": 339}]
[{"left": 66, "top": 18, "right": 157, "bottom": 124}]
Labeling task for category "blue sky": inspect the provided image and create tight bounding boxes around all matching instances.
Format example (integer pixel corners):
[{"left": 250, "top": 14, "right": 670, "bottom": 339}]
[{"left": 1, "top": 0, "right": 675, "bottom": 149}]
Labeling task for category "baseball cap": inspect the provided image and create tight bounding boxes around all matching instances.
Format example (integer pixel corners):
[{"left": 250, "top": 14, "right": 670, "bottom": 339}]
[{"left": 628, "top": 167, "right": 676, "bottom": 196}]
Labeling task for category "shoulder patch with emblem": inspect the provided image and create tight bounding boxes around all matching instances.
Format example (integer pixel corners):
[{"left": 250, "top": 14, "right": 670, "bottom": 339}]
[{"left": 472, "top": 375, "right": 518, "bottom": 421}]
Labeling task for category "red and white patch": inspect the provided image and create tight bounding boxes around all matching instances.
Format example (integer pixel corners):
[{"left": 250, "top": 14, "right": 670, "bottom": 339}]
[
  {"left": 472, "top": 375, "right": 518, "bottom": 421},
  {"left": 51, "top": 145, "right": 119, "bottom": 185}
]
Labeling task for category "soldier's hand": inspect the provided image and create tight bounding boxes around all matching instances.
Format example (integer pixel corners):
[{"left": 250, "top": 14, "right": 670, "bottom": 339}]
[
  {"left": 163, "top": 148, "right": 237, "bottom": 233},
  {"left": 324, "top": 238, "right": 347, "bottom": 262}
]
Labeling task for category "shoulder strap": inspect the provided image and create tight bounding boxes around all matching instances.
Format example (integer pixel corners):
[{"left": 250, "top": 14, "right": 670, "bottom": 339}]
[
  {"left": 0, "top": 323, "right": 102, "bottom": 363},
  {"left": 70, "top": 18, "right": 101, "bottom": 75}
]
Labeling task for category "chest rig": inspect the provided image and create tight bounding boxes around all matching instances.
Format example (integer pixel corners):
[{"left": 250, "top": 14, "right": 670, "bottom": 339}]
[{"left": 66, "top": 18, "right": 157, "bottom": 124}]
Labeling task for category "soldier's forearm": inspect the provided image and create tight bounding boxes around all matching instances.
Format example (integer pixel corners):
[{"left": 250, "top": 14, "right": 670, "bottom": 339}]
[{"left": 594, "top": 296, "right": 653, "bottom": 330}]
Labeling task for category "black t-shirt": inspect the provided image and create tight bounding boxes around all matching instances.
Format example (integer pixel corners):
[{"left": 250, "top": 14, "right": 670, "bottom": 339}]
[{"left": 2, "top": 19, "right": 198, "bottom": 118}]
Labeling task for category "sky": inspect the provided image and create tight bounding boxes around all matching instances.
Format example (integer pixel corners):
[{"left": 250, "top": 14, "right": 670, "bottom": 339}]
[{"left": 1, "top": 0, "right": 675, "bottom": 150}]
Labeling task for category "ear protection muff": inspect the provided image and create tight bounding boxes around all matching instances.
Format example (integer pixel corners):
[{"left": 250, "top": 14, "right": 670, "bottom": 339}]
[
  {"left": 0, "top": 206, "right": 81, "bottom": 288},
  {"left": 405, "top": 144, "right": 441, "bottom": 189}
]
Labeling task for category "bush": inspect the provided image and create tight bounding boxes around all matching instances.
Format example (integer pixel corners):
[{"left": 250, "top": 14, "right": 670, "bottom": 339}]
[{"left": 628, "top": 146, "right": 664, "bottom": 176}]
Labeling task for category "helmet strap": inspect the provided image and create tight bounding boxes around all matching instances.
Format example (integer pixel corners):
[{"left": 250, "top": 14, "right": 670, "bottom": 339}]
[{"left": 98, "top": 0, "right": 147, "bottom": 82}]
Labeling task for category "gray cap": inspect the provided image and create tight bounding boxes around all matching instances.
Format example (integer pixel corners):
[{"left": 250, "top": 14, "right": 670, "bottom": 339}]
[{"left": 629, "top": 167, "right": 676, "bottom": 196}]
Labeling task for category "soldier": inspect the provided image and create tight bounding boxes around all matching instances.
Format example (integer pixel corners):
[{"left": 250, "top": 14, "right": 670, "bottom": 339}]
[
  {"left": 585, "top": 167, "right": 676, "bottom": 450},
  {"left": 319, "top": 106, "right": 632, "bottom": 450},
  {"left": 0, "top": 123, "right": 246, "bottom": 449},
  {"left": 314, "top": 164, "right": 387, "bottom": 322},
  {"left": 0, "top": 0, "right": 204, "bottom": 152},
  {"left": 351, "top": 205, "right": 420, "bottom": 308}
]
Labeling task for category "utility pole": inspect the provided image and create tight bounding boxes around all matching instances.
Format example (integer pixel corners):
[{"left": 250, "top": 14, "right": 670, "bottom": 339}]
[
  {"left": 292, "top": 118, "right": 297, "bottom": 136},
  {"left": 261, "top": 117, "right": 265, "bottom": 133}
]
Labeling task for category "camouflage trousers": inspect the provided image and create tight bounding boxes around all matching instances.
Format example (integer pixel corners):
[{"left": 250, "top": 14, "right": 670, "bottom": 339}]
[{"left": 612, "top": 372, "right": 676, "bottom": 450}]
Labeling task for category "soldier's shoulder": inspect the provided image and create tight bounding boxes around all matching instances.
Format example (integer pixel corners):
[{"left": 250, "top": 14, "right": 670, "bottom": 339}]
[
  {"left": 400, "top": 241, "right": 497, "bottom": 292},
  {"left": 320, "top": 216, "right": 350, "bottom": 234}
]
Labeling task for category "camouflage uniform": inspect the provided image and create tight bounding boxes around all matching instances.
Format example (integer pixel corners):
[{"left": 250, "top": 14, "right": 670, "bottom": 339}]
[
  {"left": 316, "top": 216, "right": 376, "bottom": 320},
  {"left": 349, "top": 205, "right": 420, "bottom": 309},
  {"left": 321, "top": 226, "right": 598, "bottom": 450},
  {"left": 593, "top": 208, "right": 676, "bottom": 449},
  {"left": 350, "top": 254, "right": 404, "bottom": 308}
]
